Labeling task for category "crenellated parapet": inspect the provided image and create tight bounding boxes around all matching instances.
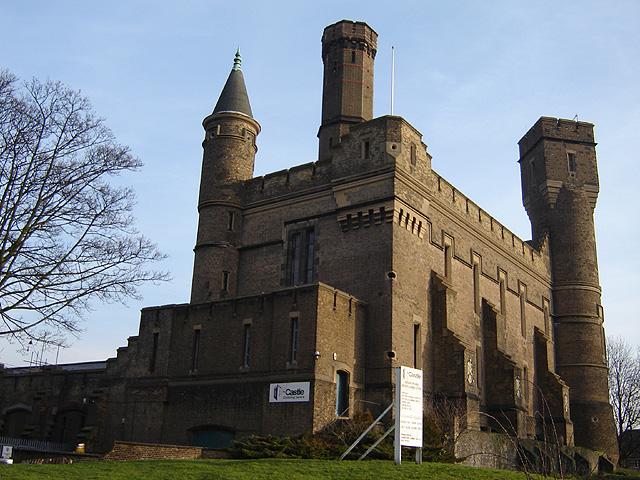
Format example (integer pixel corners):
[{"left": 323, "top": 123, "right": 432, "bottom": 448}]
[
  {"left": 245, "top": 160, "right": 334, "bottom": 202},
  {"left": 246, "top": 116, "right": 430, "bottom": 202},
  {"left": 426, "top": 170, "right": 551, "bottom": 277}
]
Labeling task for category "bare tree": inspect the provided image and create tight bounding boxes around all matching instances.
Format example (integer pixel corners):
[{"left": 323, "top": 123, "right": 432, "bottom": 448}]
[
  {"left": 0, "top": 70, "right": 169, "bottom": 349},
  {"left": 607, "top": 335, "right": 640, "bottom": 461}
]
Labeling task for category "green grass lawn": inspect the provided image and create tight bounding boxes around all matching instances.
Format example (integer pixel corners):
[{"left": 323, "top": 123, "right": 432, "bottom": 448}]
[
  {"left": 1, "top": 459, "right": 639, "bottom": 480},
  {"left": 0, "top": 458, "right": 536, "bottom": 480}
]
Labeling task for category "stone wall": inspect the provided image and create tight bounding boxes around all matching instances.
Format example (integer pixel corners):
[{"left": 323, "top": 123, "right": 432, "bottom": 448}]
[{"left": 101, "top": 441, "right": 204, "bottom": 461}]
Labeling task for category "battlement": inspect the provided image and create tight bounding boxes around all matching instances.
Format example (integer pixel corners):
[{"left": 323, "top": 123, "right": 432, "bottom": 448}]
[
  {"left": 519, "top": 117, "right": 595, "bottom": 158},
  {"left": 321, "top": 20, "right": 378, "bottom": 50},
  {"left": 245, "top": 113, "right": 545, "bottom": 277},
  {"left": 142, "top": 282, "right": 365, "bottom": 315},
  {"left": 428, "top": 170, "right": 549, "bottom": 274},
  {"left": 247, "top": 115, "right": 429, "bottom": 204},
  {"left": 245, "top": 159, "right": 333, "bottom": 202}
]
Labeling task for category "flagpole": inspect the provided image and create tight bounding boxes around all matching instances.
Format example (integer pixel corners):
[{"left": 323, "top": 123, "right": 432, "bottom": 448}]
[{"left": 391, "top": 46, "right": 395, "bottom": 115}]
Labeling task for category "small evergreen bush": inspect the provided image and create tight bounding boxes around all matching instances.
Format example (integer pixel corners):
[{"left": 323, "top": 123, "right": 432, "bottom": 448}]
[{"left": 227, "top": 410, "right": 455, "bottom": 462}]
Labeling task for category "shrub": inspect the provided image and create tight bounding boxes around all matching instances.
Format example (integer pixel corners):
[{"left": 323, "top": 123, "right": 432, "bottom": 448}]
[{"left": 228, "top": 410, "right": 455, "bottom": 462}]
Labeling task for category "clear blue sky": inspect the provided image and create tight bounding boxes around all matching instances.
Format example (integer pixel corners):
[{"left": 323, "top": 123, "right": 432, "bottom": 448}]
[{"left": 1, "top": 1, "right": 638, "bottom": 366}]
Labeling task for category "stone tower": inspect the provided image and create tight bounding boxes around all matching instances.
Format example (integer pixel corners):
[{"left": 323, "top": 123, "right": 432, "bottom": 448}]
[
  {"left": 318, "top": 20, "right": 377, "bottom": 161},
  {"left": 518, "top": 117, "right": 617, "bottom": 459},
  {"left": 190, "top": 51, "right": 260, "bottom": 303}
]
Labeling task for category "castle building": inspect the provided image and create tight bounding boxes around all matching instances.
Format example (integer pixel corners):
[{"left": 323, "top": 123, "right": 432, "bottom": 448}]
[{"left": 0, "top": 20, "right": 618, "bottom": 467}]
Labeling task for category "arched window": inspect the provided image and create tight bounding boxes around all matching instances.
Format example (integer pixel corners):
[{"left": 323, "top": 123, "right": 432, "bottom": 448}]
[
  {"left": 336, "top": 370, "right": 350, "bottom": 417},
  {"left": 50, "top": 404, "right": 85, "bottom": 446},
  {"left": 2, "top": 406, "right": 31, "bottom": 438}
]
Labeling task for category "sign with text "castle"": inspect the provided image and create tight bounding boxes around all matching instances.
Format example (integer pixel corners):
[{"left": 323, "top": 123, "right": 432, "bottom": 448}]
[
  {"left": 269, "top": 382, "right": 310, "bottom": 402},
  {"left": 395, "top": 366, "right": 423, "bottom": 448}
]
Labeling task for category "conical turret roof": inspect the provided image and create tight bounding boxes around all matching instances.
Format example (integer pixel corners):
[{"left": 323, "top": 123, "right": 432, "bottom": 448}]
[{"left": 212, "top": 49, "right": 253, "bottom": 117}]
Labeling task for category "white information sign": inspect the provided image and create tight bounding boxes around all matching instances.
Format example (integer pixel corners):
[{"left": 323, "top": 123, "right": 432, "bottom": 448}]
[
  {"left": 1, "top": 445, "right": 12, "bottom": 459},
  {"left": 269, "top": 381, "right": 310, "bottom": 403},
  {"left": 395, "top": 366, "right": 423, "bottom": 448}
]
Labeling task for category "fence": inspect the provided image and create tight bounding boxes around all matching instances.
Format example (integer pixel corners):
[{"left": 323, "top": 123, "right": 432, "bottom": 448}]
[{"left": 0, "top": 436, "right": 74, "bottom": 453}]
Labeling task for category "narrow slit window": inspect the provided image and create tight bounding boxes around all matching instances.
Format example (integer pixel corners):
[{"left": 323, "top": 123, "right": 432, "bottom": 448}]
[
  {"left": 413, "top": 323, "right": 421, "bottom": 369},
  {"left": 363, "top": 140, "right": 370, "bottom": 159},
  {"left": 567, "top": 153, "right": 576, "bottom": 173},
  {"left": 476, "top": 347, "right": 483, "bottom": 393},
  {"left": 520, "top": 284, "right": 527, "bottom": 337},
  {"left": 150, "top": 332, "right": 159, "bottom": 373},
  {"left": 243, "top": 324, "right": 251, "bottom": 368},
  {"left": 499, "top": 273, "right": 506, "bottom": 315},
  {"left": 543, "top": 298, "right": 550, "bottom": 334},
  {"left": 444, "top": 242, "right": 452, "bottom": 280},
  {"left": 227, "top": 212, "right": 235, "bottom": 231},
  {"left": 473, "top": 261, "right": 480, "bottom": 314},
  {"left": 290, "top": 317, "right": 298, "bottom": 364},
  {"left": 192, "top": 329, "right": 201, "bottom": 372},
  {"left": 529, "top": 159, "right": 536, "bottom": 187},
  {"left": 222, "top": 271, "right": 231, "bottom": 292}
]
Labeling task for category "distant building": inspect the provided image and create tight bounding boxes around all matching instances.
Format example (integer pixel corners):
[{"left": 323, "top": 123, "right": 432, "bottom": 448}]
[
  {"left": 619, "top": 430, "right": 640, "bottom": 470},
  {"left": 0, "top": 20, "right": 618, "bottom": 468}
]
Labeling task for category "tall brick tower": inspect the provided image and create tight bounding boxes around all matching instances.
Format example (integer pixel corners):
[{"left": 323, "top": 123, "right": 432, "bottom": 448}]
[
  {"left": 318, "top": 20, "right": 377, "bottom": 161},
  {"left": 190, "top": 51, "right": 260, "bottom": 303},
  {"left": 518, "top": 117, "right": 617, "bottom": 460}
]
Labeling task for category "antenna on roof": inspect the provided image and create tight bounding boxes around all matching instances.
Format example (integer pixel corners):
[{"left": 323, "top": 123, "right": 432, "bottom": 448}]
[{"left": 391, "top": 46, "right": 395, "bottom": 115}]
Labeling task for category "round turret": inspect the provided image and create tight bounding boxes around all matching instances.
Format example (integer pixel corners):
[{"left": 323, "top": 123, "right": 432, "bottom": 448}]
[{"left": 191, "top": 51, "right": 260, "bottom": 303}]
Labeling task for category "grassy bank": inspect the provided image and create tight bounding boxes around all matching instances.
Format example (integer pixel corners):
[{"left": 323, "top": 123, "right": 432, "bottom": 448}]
[
  {"left": 0, "top": 458, "right": 533, "bottom": 480},
  {"left": 2, "top": 458, "right": 639, "bottom": 479}
]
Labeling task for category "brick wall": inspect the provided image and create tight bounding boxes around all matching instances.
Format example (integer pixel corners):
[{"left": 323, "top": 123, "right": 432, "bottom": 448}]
[{"left": 101, "top": 441, "right": 204, "bottom": 461}]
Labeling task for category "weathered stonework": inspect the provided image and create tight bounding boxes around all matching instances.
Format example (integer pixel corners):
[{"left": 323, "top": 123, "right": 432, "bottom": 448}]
[{"left": 0, "top": 19, "right": 617, "bottom": 469}]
